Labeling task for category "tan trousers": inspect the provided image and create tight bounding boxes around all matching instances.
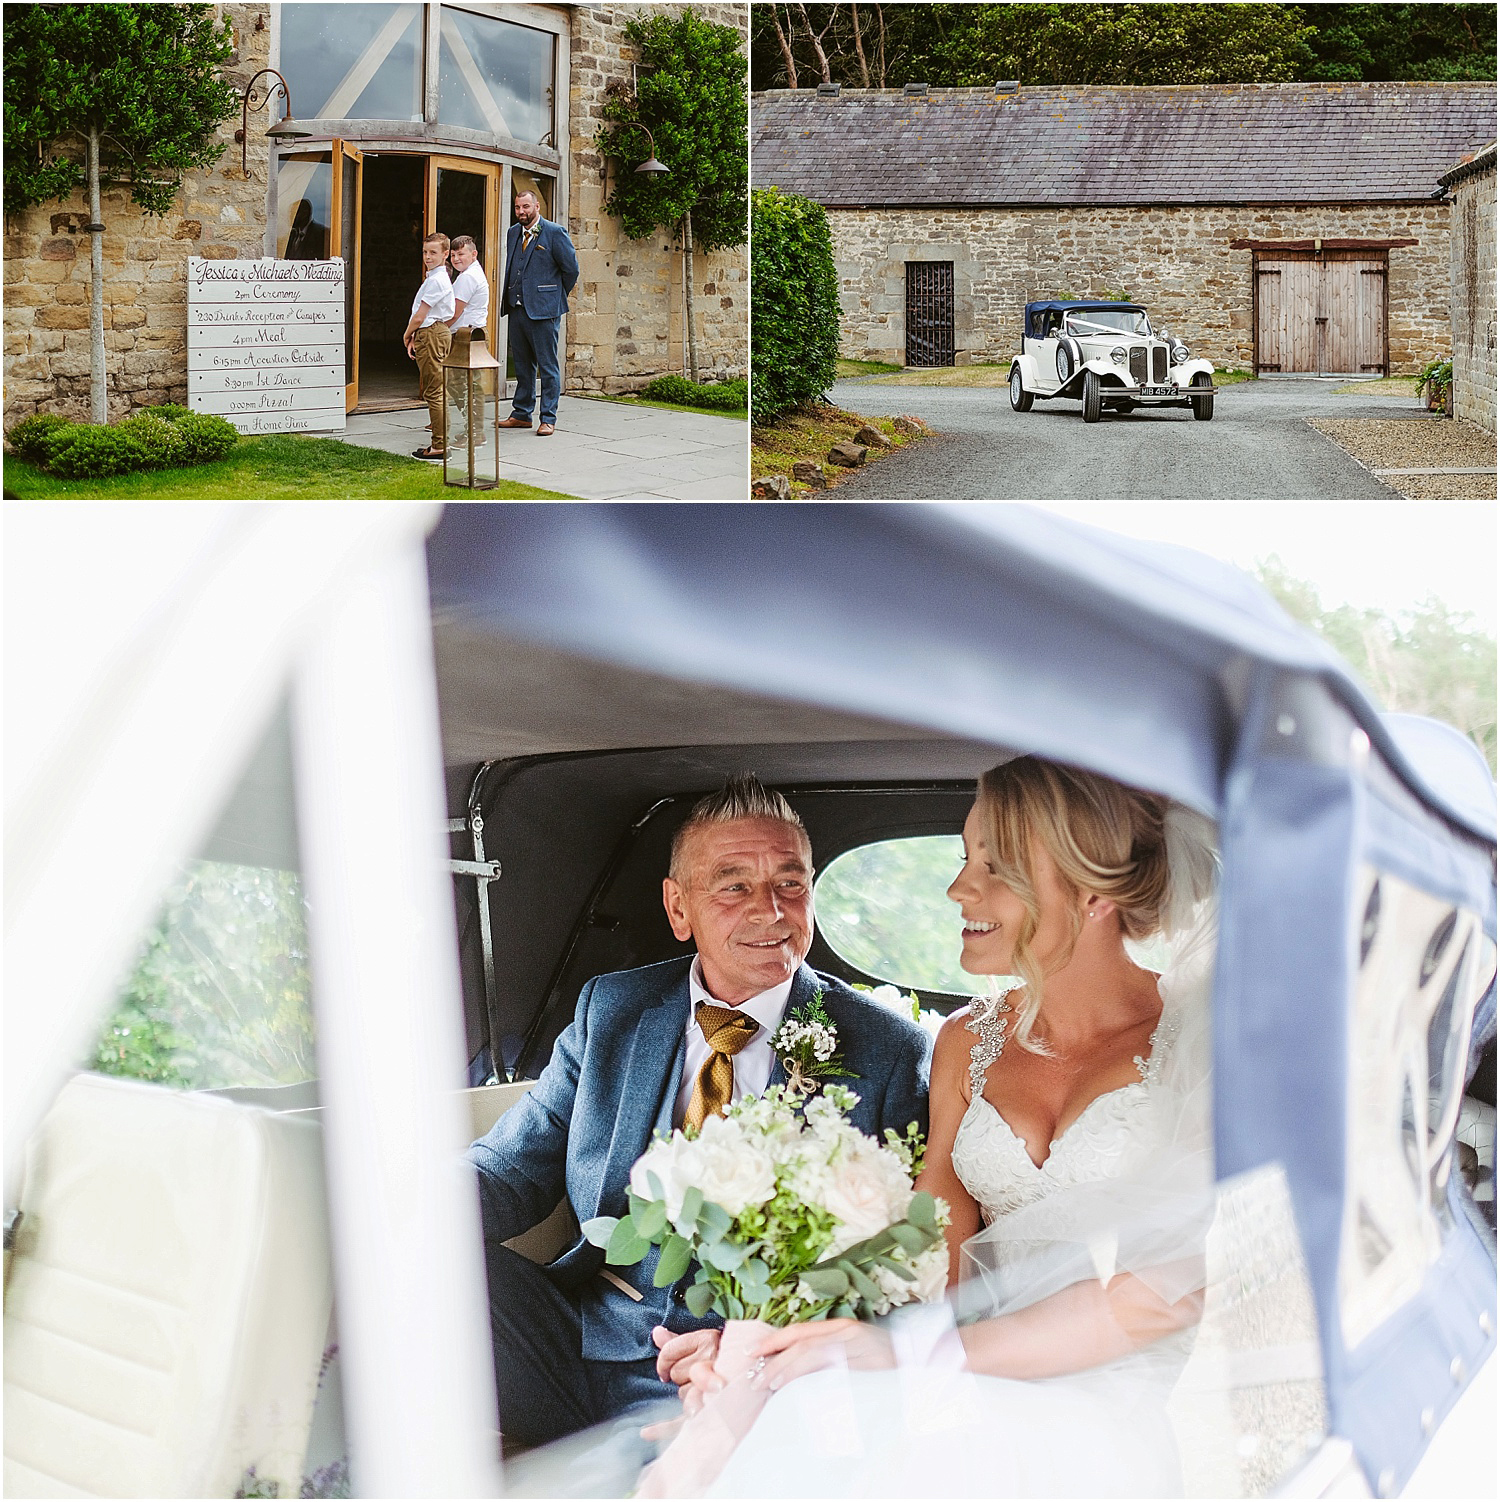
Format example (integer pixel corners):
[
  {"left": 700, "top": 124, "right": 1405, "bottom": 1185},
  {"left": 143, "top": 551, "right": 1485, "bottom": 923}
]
[{"left": 413, "top": 323, "right": 453, "bottom": 447}]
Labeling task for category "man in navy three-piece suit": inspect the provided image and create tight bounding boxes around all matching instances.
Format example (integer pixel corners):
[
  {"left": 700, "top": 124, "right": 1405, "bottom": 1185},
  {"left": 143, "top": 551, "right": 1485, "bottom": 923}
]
[
  {"left": 467, "top": 775, "right": 932, "bottom": 1450},
  {"left": 497, "top": 189, "right": 579, "bottom": 437}
]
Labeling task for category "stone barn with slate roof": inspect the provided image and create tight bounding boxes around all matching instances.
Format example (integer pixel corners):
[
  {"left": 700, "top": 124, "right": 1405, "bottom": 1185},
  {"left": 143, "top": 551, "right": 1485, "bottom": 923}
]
[
  {"left": 1439, "top": 141, "right": 1497, "bottom": 433},
  {"left": 751, "top": 81, "right": 1497, "bottom": 376}
]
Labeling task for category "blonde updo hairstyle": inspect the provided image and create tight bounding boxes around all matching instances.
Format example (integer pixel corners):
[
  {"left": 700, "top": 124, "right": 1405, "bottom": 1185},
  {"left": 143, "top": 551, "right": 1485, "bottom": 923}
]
[{"left": 977, "top": 757, "right": 1172, "bottom": 1053}]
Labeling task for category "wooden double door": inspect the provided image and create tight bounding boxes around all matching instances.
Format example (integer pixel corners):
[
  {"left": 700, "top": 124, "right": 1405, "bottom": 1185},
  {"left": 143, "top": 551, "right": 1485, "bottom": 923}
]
[
  {"left": 1255, "top": 252, "right": 1388, "bottom": 376},
  {"left": 277, "top": 146, "right": 511, "bottom": 411}
]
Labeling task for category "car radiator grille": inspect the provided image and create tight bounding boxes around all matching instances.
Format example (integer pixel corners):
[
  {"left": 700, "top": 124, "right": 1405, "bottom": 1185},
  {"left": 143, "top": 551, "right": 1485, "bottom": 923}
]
[
  {"left": 1153, "top": 345, "right": 1168, "bottom": 383},
  {"left": 1129, "top": 347, "right": 1147, "bottom": 384}
]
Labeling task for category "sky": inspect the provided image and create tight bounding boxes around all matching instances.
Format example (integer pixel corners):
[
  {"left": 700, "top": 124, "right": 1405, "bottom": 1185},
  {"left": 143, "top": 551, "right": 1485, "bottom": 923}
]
[{"left": 1037, "top": 500, "right": 1498, "bottom": 633}]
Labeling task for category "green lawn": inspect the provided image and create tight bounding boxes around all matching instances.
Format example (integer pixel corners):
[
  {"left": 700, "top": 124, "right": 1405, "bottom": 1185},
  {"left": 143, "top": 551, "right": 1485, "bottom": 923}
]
[
  {"left": 579, "top": 393, "right": 747, "bottom": 421},
  {"left": 836, "top": 357, "right": 903, "bottom": 379},
  {"left": 3, "top": 434, "right": 573, "bottom": 500}
]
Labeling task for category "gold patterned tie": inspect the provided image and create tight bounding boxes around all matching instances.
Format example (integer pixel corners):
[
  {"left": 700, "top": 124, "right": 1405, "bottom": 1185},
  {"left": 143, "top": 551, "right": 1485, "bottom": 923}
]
[{"left": 683, "top": 1003, "right": 760, "bottom": 1131}]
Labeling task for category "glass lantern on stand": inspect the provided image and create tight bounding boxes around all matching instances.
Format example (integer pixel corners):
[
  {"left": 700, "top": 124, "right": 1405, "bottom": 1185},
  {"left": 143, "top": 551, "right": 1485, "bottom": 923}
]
[{"left": 443, "top": 329, "right": 501, "bottom": 490}]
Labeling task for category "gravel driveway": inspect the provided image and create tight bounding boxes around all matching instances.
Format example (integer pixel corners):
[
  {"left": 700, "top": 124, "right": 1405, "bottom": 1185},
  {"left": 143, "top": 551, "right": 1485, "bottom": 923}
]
[{"left": 826, "top": 377, "right": 1428, "bottom": 499}]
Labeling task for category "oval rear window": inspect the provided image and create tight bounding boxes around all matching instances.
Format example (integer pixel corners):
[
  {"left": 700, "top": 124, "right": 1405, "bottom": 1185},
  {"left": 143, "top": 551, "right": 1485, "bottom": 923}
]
[{"left": 815, "top": 836, "right": 983, "bottom": 998}]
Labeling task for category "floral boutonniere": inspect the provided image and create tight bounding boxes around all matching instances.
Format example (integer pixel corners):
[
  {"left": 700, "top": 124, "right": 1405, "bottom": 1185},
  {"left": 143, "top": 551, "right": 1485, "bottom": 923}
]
[{"left": 771, "top": 988, "right": 859, "bottom": 1098}]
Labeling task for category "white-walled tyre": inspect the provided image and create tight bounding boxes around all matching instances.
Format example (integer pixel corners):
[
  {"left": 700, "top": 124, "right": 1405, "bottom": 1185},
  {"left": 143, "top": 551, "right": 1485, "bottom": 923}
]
[
  {"left": 1010, "top": 366, "right": 1034, "bottom": 412},
  {"left": 1191, "top": 372, "right": 1214, "bottom": 421},
  {"left": 1081, "top": 370, "right": 1103, "bottom": 423}
]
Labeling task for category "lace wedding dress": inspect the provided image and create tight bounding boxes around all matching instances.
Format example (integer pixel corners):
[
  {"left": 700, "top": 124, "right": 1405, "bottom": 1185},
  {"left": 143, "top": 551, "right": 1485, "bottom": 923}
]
[{"left": 703, "top": 902, "right": 1219, "bottom": 1501}]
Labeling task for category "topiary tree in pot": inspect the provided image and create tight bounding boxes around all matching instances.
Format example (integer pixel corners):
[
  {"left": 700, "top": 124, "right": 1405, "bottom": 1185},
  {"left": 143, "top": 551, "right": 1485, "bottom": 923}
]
[{"left": 3, "top": 4, "right": 240, "bottom": 422}]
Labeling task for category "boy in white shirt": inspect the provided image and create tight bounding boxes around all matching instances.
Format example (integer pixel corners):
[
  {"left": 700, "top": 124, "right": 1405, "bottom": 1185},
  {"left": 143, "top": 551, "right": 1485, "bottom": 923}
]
[
  {"left": 403, "top": 232, "right": 455, "bottom": 458},
  {"left": 446, "top": 234, "right": 491, "bottom": 444}
]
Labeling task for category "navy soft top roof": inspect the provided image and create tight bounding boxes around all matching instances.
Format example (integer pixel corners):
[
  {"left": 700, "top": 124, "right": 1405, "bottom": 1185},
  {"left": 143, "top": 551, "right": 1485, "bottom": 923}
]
[{"left": 1025, "top": 300, "right": 1148, "bottom": 334}]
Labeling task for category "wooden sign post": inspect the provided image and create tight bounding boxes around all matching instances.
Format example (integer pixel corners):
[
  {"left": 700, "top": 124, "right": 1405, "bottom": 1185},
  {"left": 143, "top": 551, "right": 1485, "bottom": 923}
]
[{"left": 187, "top": 258, "right": 345, "bottom": 434}]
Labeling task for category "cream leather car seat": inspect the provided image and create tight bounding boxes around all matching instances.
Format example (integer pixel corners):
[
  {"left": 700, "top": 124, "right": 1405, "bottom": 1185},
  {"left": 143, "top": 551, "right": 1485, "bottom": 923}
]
[{"left": 4, "top": 1073, "right": 333, "bottom": 1498}]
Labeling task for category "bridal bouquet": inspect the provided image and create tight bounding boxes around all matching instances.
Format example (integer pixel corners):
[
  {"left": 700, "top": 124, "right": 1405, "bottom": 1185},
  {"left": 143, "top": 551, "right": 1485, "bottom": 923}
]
[{"left": 582, "top": 1085, "right": 949, "bottom": 1325}]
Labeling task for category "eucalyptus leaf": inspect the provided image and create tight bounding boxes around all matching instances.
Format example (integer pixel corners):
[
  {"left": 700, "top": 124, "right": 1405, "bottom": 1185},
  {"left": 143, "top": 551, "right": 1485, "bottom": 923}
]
[
  {"left": 703, "top": 1238, "right": 748, "bottom": 1272},
  {"left": 632, "top": 1199, "right": 668, "bottom": 1240},
  {"left": 681, "top": 1186, "right": 704, "bottom": 1225},
  {"left": 647, "top": 1170, "right": 666, "bottom": 1203},
  {"left": 684, "top": 1281, "right": 717, "bottom": 1317},
  {"left": 697, "top": 1201, "right": 733, "bottom": 1240},
  {"left": 844, "top": 1262, "right": 881, "bottom": 1302},
  {"left": 800, "top": 1267, "right": 850, "bottom": 1299},
  {"left": 606, "top": 1219, "right": 651, "bottom": 1266},
  {"left": 581, "top": 1216, "right": 619, "bottom": 1249},
  {"left": 723, "top": 1290, "right": 745, "bottom": 1320},
  {"left": 907, "top": 1191, "right": 938, "bottom": 1229},
  {"left": 887, "top": 1222, "right": 927, "bottom": 1255},
  {"left": 654, "top": 1233, "right": 693, "bottom": 1287},
  {"left": 871, "top": 1253, "right": 916, "bottom": 1281}
]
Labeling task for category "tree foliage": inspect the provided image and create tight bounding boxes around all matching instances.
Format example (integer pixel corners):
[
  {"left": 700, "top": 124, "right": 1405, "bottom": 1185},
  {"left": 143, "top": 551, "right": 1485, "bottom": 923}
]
[
  {"left": 752, "top": 2, "right": 1495, "bottom": 90},
  {"left": 3, "top": 2, "right": 239, "bottom": 219},
  {"left": 1256, "top": 557, "right": 1497, "bottom": 772},
  {"left": 92, "top": 861, "right": 316, "bottom": 1090},
  {"left": 750, "top": 187, "right": 840, "bottom": 425},
  {"left": 596, "top": 10, "right": 748, "bottom": 250},
  {"left": 1299, "top": 4, "right": 1496, "bottom": 81}
]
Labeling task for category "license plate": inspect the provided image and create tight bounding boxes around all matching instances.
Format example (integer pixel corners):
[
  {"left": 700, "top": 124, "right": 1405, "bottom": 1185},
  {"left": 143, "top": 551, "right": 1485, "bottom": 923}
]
[{"left": 1140, "top": 386, "right": 1177, "bottom": 397}]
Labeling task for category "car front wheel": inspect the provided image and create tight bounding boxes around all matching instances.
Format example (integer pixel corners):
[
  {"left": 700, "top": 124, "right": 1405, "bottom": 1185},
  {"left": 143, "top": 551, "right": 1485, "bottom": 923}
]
[
  {"left": 1191, "top": 372, "right": 1214, "bottom": 422},
  {"left": 1081, "top": 369, "right": 1103, "bottom": 424},
  {"left": 1010, "top": 366, "right": 1034, "bottom": 412}
]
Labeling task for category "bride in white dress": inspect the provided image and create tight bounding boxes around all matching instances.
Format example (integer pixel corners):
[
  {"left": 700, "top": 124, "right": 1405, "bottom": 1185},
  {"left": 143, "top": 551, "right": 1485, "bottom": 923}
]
[{"left": 642, "top": 756, "right": 1219, "bottom": 1499}]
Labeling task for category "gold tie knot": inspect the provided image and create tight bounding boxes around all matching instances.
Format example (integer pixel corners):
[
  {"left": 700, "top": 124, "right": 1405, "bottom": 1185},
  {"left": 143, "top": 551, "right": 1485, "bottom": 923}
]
[
  {"left": 696, "top": 1003, "right": 759, "bottom": 1055},
  {"left": 683, "top": 1003, "right": 760, "bottom": 1131}
]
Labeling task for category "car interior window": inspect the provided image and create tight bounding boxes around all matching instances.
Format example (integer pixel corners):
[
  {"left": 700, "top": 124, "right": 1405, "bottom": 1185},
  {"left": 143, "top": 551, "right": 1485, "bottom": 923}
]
[
  {"left": 814, "top": 835, "right": 987, "bottom": 1000},
  {"left": 87, "top": 702, "right": 318, "bottom": 1096},
  {"left": 90, "top": 859, "right": 315, "bottom": 1092}
]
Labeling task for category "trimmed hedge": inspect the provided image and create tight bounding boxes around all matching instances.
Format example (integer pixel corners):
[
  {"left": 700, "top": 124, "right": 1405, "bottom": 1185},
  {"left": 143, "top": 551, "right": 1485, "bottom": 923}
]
[
  {"left": 6, "top": 406, "right": 239, "bottom": 479},
  {"left": 638, "top": 374, "right": 747, "bottom": 412},
  {"left": 750, "top": 188, "right": 840, "bottom": 427}
]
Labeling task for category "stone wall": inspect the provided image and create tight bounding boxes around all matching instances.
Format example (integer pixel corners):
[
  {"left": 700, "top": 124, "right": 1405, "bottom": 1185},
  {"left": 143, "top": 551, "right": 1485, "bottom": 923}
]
[
  {"left": 565, "top": 3, "right": 748, "bottom": 393},
  {"left": 1446, "top": 155, "right": 1496, "bottom": 433},
  {"left": 3, "top": 1, "right": 750, "bottom": 426},
  {"left": 828, "top": 201, "right": 1452, "bottom": 374},
  {"left": 3, "top": 2, "right": 273, "bottom": 424}
]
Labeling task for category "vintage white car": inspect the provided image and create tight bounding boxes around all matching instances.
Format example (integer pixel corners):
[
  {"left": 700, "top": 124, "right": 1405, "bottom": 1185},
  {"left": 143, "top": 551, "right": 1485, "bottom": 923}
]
[{"left": 1009, "top": 300, "right": 1218, "bottom": 422}]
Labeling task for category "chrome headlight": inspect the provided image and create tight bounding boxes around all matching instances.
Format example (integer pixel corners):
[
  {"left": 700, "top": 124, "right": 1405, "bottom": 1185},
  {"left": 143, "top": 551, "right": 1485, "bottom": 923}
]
[
  {"left": 1111, "top": 346, "right": 1127, "bottom": 365},
  {"left": 1170, "top": 341, "right": 1190, "bottom": 364}
]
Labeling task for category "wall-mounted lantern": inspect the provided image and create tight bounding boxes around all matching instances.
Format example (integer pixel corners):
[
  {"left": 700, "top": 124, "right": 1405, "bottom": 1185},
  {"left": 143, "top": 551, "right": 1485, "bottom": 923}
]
[
  {"left": 600, "top": 125, "right": 671, "bottom": 187},
  {"left": 235, "top": 68, "right": 311, "bottom": 178}
]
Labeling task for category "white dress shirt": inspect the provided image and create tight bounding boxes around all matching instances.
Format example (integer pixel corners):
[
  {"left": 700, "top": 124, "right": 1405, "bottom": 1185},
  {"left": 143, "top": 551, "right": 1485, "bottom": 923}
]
[
  {"left": 672, "top": 956, "right": 795, "bottom": 1125},
  {"left": 451, "top": 262, "right": 490, "bottom": 330},
  {"left": 411, "top": 267, "right": 454, "bottom": 328}
]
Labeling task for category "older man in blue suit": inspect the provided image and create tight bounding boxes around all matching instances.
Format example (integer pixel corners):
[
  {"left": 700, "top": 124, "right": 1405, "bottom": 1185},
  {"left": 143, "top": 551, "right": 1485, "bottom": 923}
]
[
  {"left": 468, "top": 775, "right": 932, "bottom": 1450},
  {"left": 498, "top": 189, "right": 579, "bottom": 437}
]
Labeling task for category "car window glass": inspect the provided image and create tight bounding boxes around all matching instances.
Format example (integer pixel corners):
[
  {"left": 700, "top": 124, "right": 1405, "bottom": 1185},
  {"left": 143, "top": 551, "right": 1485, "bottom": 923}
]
[
  {"left": 86, "top": 703, "right": 316, "bottom": 1093},
  {"left": 815, "top": 836, "right": 986, "bottom": 998},
  {"left": 90, "top": 860, "right": 315, "bottom": 1090}
]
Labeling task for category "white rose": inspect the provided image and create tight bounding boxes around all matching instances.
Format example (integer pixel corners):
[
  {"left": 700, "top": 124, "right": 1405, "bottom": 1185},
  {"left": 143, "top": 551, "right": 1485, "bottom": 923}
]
[
  {"left": 817, "top": 1145, "right": 913, "bottom": 1256},
  {"left": 912, "top": 1242, "right": 950, "bottom": 1304},
  {"left": 630, "top": 1134, "right": 691, "bottom": 1220},
  {"left": 683, "top": 1114, "right": 777, "bottom": 1218}
]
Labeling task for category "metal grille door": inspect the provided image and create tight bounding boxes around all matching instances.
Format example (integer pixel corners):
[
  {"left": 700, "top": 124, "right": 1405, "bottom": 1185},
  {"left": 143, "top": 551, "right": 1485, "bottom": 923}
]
[{"left": 905, "top": 262, "right": 955, "bottom": 368}]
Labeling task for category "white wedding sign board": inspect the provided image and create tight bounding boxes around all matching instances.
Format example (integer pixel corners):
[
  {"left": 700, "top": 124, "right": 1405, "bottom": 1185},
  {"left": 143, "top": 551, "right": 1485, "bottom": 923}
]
[{"left": 187, "top": 258, "right": 345, "bottom": 434}]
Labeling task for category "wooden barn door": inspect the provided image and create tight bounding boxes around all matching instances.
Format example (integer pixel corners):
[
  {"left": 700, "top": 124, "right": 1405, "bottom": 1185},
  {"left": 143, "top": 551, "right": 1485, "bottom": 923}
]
[
  {"left": 905, "top": 261, "right": 955, "bottom": 367},
  {"left": 1255, "top": 251, "right": 1388, "bottom": 375}
]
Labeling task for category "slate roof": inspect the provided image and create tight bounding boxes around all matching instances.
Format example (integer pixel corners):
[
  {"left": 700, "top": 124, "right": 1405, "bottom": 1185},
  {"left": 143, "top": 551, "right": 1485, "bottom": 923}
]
[
  {"left": 751, "top": 83, "right": 1499, "bottom": 207},
  {"left": 1439, "top": 140, "right": 1498, "bottom": 190}
]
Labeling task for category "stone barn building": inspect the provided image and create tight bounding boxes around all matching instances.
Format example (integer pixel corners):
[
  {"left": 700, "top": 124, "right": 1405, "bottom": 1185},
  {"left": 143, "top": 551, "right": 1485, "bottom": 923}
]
[
  {"left": 1439, "top": 141, "right": 1496, "bottom": 433},
  {"left": 5, "top": 1, "right": 748, "bottom": 425},
  {"left": 751, "top": 82, "right": 1496, "bottom": 377}
]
